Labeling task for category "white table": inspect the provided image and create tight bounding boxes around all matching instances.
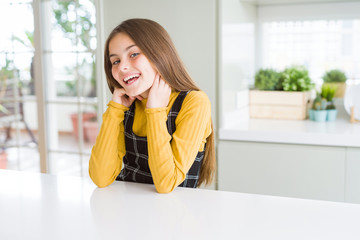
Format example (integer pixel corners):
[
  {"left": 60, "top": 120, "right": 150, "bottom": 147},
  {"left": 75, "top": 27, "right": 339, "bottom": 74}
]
[{"left": 1, "top": 169, "right": 360, "bottom": 240}]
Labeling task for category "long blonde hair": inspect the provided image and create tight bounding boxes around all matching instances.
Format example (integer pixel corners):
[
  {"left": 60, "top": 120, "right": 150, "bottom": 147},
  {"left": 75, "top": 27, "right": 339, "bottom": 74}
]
[{"left": 104, "top": 18, "right": 215, "bottom": 187}]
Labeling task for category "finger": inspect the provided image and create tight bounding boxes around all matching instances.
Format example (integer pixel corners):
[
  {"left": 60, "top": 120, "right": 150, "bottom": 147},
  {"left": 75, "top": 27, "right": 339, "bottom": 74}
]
[
  {"left": 152, "top": 73, "right": 160, "bottom": 88},
  {"left": 136, "top": 95, "right": 144, "bottom": 101},
  {"left": 117, "top": 88, "right": 128, "bottom": 96},
  {"left": 159, "top": 78, "right": 170, "bottom": 90}
]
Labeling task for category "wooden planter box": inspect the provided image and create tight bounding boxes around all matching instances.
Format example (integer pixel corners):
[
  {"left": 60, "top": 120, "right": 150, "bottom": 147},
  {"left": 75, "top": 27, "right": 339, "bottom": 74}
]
[{"left": 249, "top": 90, "right": 312, "bottom": 120}]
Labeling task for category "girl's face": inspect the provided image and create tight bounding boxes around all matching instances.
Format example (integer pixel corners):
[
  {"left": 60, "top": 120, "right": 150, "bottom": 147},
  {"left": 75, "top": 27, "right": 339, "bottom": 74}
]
[{"left": 109, "top": 32, "right": 156, "bottom": 98}]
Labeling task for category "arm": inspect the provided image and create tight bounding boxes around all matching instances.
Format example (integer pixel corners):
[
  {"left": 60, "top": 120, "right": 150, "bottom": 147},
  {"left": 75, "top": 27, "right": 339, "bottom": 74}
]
[
  {"left": 146, "top": 91, "right": 212, "bottom": 193},
  {"left": 88, "top": 101, "right": 128, "bottom": 187}
]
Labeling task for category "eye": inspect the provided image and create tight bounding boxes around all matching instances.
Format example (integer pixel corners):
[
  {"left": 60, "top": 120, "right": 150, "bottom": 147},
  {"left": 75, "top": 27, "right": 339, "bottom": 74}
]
[
  {"left": 130, "top": 53, "right": 139, "bottom": 58},
  {"left": 112, "top": 60, "right": 120, "bottom": 65}
]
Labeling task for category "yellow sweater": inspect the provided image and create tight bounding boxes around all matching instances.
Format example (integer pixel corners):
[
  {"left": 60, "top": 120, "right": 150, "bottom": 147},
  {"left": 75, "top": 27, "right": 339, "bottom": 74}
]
[{"left": 89, "top": 90, "right": 212, "bottom": 193}]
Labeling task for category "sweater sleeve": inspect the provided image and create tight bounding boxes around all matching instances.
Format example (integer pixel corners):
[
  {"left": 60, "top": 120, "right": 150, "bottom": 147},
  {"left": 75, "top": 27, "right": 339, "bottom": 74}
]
[
  {"left": 88, "top": 101, "right": 128, "bottom": 188},
  {"left": 145, "top": 91, "right": 212, "bottom": 193}
]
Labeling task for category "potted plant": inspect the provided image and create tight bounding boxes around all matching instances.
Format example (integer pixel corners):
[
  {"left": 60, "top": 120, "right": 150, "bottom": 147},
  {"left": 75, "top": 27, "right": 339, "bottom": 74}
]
[
  {"left": 250, "top": 66, "right": 314, "bottom": 120},
  {"left": 0, "top": 85, "right": 8, "bottom": 168},
  {"left": 322, "top": 69, "right": 347, "bottom": 98},
  {"left": 322, "top": 85, "right": 337, "bottom": 121},
  {"left": 0, "top": 63, "right": 14, "bottom": 169},
  {"left": 309, "top": 92, "right": 327, "bottom": 122},
  {"left": 254, "top": 68, "right": 283, "bottom": 91},
  {"left": 0, "top": 148, "right": 7, "bottom": 169},
  {"left": 83, "top": 114, "right": 98, "bottom": 145},
  {"left": 309, "top": 85, "right": 337, "bottom": 122},
  {"left": 70, "top": 112, "right": 97, "bottom": 142},
  {"left": 0, "top": 102, "right": 8, "bottom": 168},
  {"left": 282, "top": 65, "right": 315, "bottom": 92}
]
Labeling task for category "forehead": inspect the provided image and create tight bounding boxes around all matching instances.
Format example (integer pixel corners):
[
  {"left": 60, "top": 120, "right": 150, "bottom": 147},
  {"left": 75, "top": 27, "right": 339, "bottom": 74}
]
[{"left": 109, "top": 32, "right": 135, "bottom": 54}]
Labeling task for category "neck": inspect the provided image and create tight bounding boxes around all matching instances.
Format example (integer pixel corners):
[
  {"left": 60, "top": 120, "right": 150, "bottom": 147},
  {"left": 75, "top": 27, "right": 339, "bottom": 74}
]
[{"left": 140, "top": 89, "right": 150, "bottom": 99}]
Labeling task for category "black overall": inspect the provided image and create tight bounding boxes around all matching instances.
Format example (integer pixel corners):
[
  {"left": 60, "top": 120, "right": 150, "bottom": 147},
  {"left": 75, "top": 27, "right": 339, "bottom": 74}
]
[{"left": 116, "top": 91, "right": 204, "bottom": 188}]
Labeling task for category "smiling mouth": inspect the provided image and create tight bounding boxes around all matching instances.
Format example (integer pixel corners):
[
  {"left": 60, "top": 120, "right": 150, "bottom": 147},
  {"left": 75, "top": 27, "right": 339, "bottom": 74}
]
[{"left": 123, "top": 73, "right": 141, "bottom": 85}]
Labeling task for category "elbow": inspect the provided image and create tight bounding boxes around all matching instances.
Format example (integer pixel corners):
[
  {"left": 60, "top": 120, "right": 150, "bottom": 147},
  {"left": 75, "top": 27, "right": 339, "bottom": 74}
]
[
  {"left": 154, "top": 180, "right": 176, "bottom": 194},
  {"left": 155, "top": 187, "right": 173, "bottom": 194},
  {"left": 153, "top": 172, "right": 186, "bottom": 193},
  {"left": 94, "top": 180, "right": 111, "bottom": 188},
  {"left": 89, "top": 170, "right": 112, "bottom": 188}
]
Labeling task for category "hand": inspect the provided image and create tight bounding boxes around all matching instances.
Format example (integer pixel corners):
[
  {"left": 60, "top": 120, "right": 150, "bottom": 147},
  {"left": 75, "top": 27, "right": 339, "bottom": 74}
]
[
  {"left": 146, "top": 74, "right": 171, "bottom": 109},
  {"left": 112, "top": 88, "right": 143, "bottom": 108}
]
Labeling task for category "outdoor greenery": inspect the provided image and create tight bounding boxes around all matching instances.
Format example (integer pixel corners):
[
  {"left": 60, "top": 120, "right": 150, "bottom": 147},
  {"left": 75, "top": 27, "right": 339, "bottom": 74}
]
[
  {"left": 0, "top": 59, "right": 16, "bottom": 81},
  {"left": 0, "top": 59, "right": 18, "bottom": 114},
  {"left": 53, "top": 0, "right": 96, "bottom": 97},
  {"left": 12, "top": 30, "right": 35, "bottom": 95},
  {"left": 322, "top": 69, "right": 347, "bottom": 83}
]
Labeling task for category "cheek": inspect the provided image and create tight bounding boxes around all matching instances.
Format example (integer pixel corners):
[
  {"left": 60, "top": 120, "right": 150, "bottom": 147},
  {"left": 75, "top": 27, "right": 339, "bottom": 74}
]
[
  {"left": 111, "top": 68, "right": 124, "bottom": 87},
  {"left": 136, "top": 56, "right": 157, "bottom": 81},
  {"left": 112, "top": 68, "right": 121, "bottom": 82},
  {"left": 144, "top": 65, "right": 157, "bottom": 83},
  {"left": 111, "top": 67, "right": 117, "bottom": 79}
]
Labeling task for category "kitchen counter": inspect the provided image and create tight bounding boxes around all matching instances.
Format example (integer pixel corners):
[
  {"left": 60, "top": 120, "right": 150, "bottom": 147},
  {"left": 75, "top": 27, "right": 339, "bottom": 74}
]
[
  {"left": 1, "top": 169, "right": 360, "bottom": 239},
  {"left": 220, "top": 113, "right": 360, "bottom": 147}
]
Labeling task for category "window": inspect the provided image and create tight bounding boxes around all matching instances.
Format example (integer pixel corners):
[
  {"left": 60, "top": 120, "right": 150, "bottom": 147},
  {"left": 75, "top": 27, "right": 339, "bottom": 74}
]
[
  {"left": 261, "top": 19, "right": 360, "bottom": 85},
  {"left": 0, "top": 0, "right": 39, "bottom": 171},
  {"left": 257, "top": 1, "right": 360, "bottom": 85},
  {"left": 0, "top": 0, "right": 99, "bottom": 177},
  {"left": 44, "top": 0, "right": 97, "bottom": 177}
]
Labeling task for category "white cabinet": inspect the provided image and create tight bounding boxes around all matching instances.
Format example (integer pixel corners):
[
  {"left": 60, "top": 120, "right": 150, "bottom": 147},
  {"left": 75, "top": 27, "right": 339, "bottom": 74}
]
[
  {"left": 218, "top": 141, "right": 348, "bottom": 202},
  {"left": 345, "top": 148, "right": 360, "bottom": 204}
]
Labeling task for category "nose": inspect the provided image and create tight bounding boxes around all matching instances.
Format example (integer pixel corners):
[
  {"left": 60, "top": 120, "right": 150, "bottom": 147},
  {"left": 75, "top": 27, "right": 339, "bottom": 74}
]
[{"left": 118, "top": 59, "right": 129, "bottom": 73}]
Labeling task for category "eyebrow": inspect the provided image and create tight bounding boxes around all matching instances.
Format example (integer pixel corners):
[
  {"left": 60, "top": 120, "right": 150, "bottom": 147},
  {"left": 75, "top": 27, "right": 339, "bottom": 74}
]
[{"left": 109, "top": 44, "right": 136, "bottom": 58}]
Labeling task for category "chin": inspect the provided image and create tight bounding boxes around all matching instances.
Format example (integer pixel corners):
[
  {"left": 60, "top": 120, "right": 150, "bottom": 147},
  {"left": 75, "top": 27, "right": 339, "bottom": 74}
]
[
  {"left": 126, "top": 90, "right": 143, "bottom": 98},
  {"left": 128, "top": 88, "right": 150, "bottom": 98}
]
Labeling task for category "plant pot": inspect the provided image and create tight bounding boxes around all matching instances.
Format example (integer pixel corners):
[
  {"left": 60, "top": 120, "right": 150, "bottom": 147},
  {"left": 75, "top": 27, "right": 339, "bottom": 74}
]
[
  {"left": 0, "top": 151, "right": 7, "bottom": 169},
  {"left": 310, "top": 110, "right": 327, "bottom": 122},
  {"left": 309, "top": 109, "right": 315, "bottom": 121},
  {"left": 323, "top": 82, "right": 346, "bottom": 98},
  {"left": 70, "top": 112, "right": 97, "bottom": 141},
  {"left": 326, "top": 109, "right": 337, "bottom": 122},
  {"left": 84, "top": 120, "right": 98, "bottom": 144}
]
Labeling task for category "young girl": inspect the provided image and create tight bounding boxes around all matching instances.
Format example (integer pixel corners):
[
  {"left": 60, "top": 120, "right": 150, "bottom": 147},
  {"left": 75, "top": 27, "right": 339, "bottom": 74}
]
[{"left": 89, "top": 18, "right": 215, "bottom": 193}]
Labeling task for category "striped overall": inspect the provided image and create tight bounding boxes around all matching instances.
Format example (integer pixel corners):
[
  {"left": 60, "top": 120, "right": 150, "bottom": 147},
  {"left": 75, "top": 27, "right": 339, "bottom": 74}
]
[{"left": 116, "top": 91, "right": 204, "bottom": 188}]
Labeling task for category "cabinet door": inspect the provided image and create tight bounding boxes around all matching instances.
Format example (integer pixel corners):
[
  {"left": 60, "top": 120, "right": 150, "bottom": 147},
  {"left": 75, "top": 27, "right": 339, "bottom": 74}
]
[
  {"left": 345, "top": 148, "right": 360, "bottom": 204},
  {"left": 218, "top": 141, "right": 346, "bottom": 202}
]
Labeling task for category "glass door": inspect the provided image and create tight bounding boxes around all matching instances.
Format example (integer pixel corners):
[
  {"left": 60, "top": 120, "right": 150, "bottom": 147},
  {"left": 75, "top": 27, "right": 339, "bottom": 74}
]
[{"left": 1, "top": 0, "right": 100, "bottom": 178}]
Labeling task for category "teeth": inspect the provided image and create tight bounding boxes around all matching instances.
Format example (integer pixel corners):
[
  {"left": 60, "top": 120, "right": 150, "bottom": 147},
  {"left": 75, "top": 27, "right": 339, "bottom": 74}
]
[{"left": 124, "top": 74, "right": 140, "bottom": 82}]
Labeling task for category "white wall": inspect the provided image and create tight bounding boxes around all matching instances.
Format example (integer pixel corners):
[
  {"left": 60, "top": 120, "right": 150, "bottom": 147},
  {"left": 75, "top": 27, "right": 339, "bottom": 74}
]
[{"left": 100, "top": 0, "right": 218, "bottom": 125}]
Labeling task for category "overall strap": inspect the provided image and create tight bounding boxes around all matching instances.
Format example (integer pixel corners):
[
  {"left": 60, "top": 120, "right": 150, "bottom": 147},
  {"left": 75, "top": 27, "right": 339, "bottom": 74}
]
[{"left": 166, "top": 91, "right": 190, "bottom": 135}]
